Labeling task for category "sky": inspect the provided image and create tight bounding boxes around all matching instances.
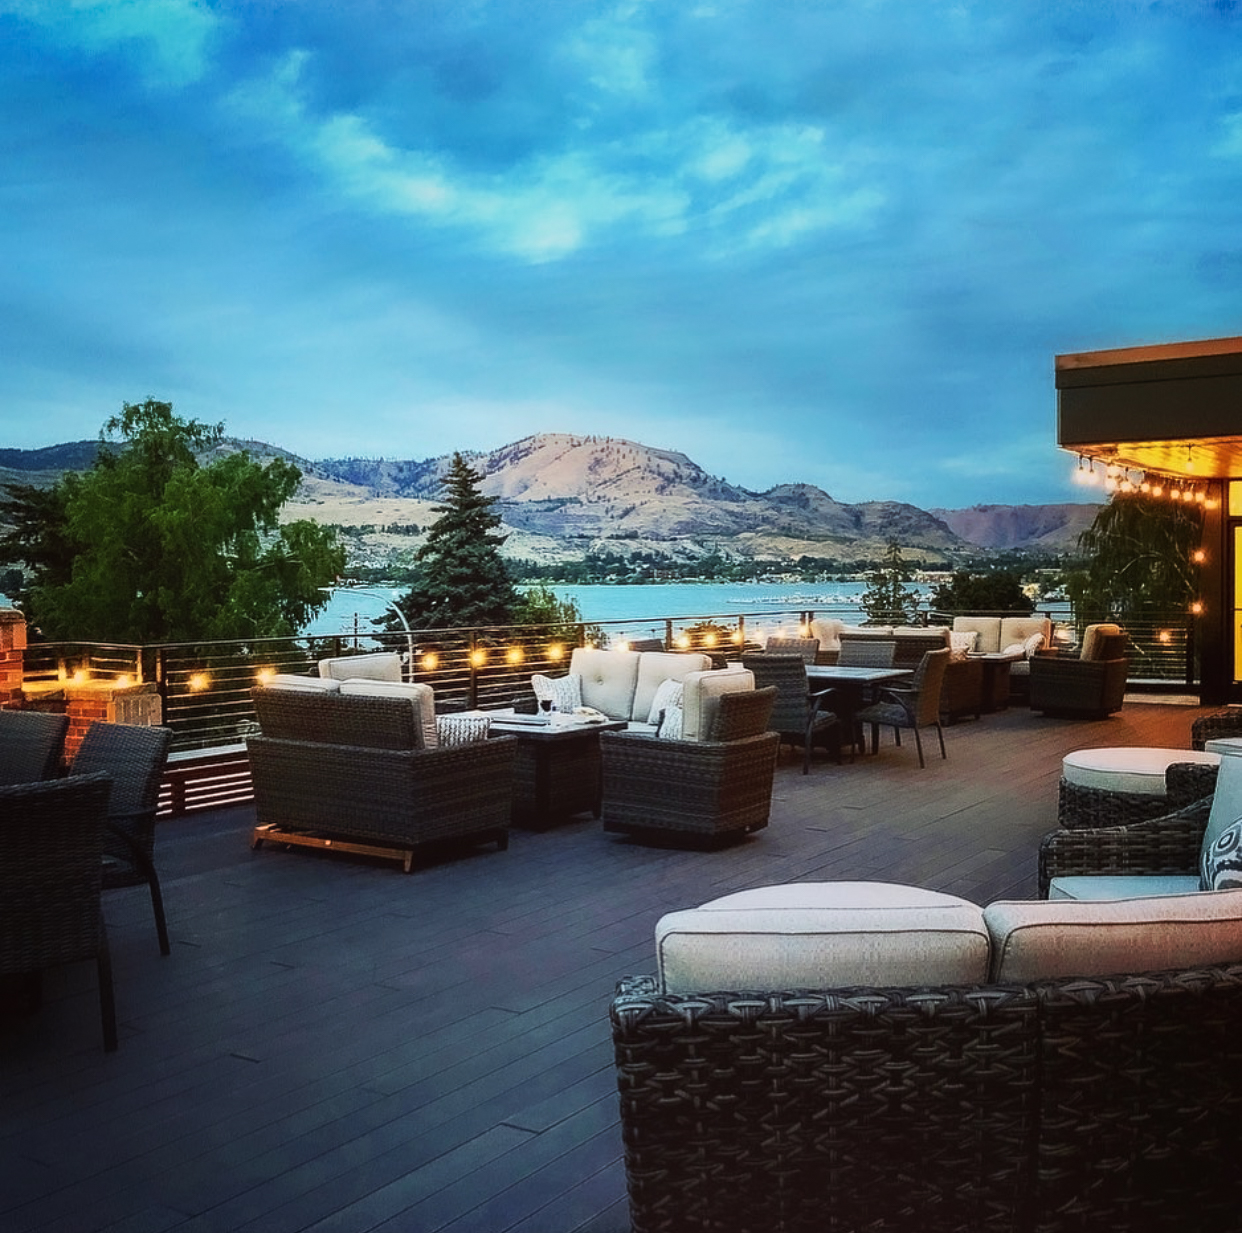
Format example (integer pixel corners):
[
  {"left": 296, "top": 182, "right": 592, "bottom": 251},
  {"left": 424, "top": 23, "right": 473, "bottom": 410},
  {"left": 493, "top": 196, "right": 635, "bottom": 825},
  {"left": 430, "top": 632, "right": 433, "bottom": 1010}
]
[{"left": 4, "top": 0, "right": 1242, "bottom": 509}]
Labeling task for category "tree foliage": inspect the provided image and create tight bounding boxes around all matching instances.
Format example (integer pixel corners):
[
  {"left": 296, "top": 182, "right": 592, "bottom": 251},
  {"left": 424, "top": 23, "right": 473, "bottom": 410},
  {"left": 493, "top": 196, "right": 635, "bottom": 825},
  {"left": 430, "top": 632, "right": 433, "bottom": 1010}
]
[
  {"left": 392, "top": 452, "right": 519, "bottom": 630},
  {"left": 859, "top": 540, "right": 919, "bottom": 624},
  {"left": 1064, "top": 495, "right": 1203, "bottom": 623},
  {"left": 931, "top": 569, "right": 1033, "bottom": 614},
  {"left": 0, "top": 399, "right": 344, "bottom": 642}
]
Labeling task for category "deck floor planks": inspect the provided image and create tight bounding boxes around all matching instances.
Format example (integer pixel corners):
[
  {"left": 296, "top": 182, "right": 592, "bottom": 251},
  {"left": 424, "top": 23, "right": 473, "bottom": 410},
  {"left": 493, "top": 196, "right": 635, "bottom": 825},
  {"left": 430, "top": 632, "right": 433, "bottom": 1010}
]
[{"left": 0, "top": 699, "right": 1212, "bottom": 1233}]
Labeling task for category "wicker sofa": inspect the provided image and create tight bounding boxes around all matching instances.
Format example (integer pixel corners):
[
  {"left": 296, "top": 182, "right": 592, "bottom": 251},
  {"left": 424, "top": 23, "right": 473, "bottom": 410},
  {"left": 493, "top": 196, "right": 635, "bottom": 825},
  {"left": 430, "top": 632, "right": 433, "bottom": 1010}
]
[
  {"left": 247, "top": 685, "right": 516, "bottom": 872},
  {"left": 612, "top": 877, "right": 1242, "bottom": 1232}
]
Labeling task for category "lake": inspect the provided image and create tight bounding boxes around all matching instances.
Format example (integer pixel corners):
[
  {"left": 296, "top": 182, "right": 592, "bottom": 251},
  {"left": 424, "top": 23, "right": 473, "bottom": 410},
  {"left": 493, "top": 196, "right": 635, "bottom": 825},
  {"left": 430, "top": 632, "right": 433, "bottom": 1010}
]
[{"left": 305, "top": 580, "right": 911, "bottom": 637}]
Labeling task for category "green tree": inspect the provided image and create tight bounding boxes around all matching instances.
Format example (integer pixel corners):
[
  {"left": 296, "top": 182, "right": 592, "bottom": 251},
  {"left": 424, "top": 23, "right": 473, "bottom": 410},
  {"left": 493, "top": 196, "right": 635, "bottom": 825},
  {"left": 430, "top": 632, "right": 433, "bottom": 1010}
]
[
  {"left": 392, "top": 452, "right": 519, "bottom": 630},
  {"left": 1065, "top": 494, "right": 1203, "bottom": 624},
  {"left": 860, "top": 539, "right": 919, "bottom": 624},
  {"left": 931, "top": 569, "right": 1033, "bottom": 614},
  {"left": 513, "top": 582, "right": 604, "bottom": 649},
  {"left": 0, "top": 399, "right": 344, "bottom": 642}
]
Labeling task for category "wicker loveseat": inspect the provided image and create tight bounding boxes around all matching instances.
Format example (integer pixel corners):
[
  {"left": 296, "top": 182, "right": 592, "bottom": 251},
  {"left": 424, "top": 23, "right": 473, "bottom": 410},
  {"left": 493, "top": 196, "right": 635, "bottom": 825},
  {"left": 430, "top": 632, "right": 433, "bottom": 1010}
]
[
  {"left": 247, "top": 685, "right": 516, "bottom": 872},
  {"left": 612, "top": 878, "right": 1242, "bottom": 1233}
]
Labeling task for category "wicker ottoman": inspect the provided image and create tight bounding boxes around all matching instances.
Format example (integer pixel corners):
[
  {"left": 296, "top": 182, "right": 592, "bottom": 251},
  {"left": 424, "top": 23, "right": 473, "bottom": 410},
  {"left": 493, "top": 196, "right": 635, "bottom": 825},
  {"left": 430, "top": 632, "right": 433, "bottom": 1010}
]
[{"left": 1058, "top": 745, "right": 1221, "bottom": 829}]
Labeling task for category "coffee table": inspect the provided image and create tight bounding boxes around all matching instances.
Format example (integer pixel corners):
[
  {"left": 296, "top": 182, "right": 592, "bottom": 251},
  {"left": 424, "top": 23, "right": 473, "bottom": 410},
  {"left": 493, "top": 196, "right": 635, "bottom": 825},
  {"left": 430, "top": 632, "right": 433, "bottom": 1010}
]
[{"left": 486, "top": 710, "right": 628, "bottom": 829}]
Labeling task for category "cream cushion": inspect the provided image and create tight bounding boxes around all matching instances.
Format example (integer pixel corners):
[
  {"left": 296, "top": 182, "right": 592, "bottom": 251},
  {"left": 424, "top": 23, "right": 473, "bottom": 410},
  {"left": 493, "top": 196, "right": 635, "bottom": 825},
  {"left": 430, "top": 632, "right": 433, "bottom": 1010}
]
[
  {"left": 985, "top": 891, "right": 1242, "bottom": 982},
  {"left": 633, "top": 651, "right": 711, "bottom": 724},
  {"left": 679, "top": 667, "right": 754, "bottom": 742},
  {"left": 1049, "top": 875, "right": 1202, "bottom": 900},
  {"left": 999, "top": 616, "right": 1052, "bottom": 650},
  {"left": 318, "top": 652, "right": 403, "bottom": 683},
  {"left": 655, "top": 881, "right": 990, "bottom": 993},
  {"left": 338, "top": 678, "right": 437, "bottom": 748},
  {"left": 1061, "top": 746, "right": 1220, "bottom": 796},
  {"left": 268, "top": 674, "right": 340, "bottom": 692},
  {"left": 953, "top": 616, "right": 1001, "bottom": 654},
  {"left": 1080, "top": 622, "right": 1122, "bottom": 661},
  {"left": 569, "top": 648, "right": 641, "bottom": 720},
  {"left": 809, "top": 618, "right": 846, "bottom": 651}
]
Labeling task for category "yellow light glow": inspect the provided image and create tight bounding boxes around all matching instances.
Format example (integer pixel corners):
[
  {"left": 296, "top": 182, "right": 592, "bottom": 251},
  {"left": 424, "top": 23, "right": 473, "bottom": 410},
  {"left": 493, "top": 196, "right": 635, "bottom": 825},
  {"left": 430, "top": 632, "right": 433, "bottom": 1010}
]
[
  {"left": 547, "top": 643, "right": 564, "bottom": 661},
  {"left": 1192, "top": 549, "right": 1207, "bottom": 564},
  {"left": 1157, "top": 629, "right": 1173, "bottom": 645},
  {"left": 1152, "top": 483, "right": 1164, "bottom": 497},
  {"left": 614, "top": 640, "right": 630, "bottom": 653},
  {"left": 115, "top": 674, "right": 132, "bottom": 688},
  {"left": 1207, "top": 497, "right": 1221, "bottom": 510},
  {"left": 675, "top": 634, "right": 690, "bottom": 649},
  {"left": 506, "top": 646, "right": 524, "bottom": 665},
  {"left": 1191, "top": 601, "right": 1205, "bottom": 616},
  {"left": 420, "top": 652, "right": 439, "bottom": 671},
  {"left": 469, "top": 648, "right": 487, "bottom": 668},
  {"left": 188, "top": 672, "right": 210, "bottom": 692},
  {"left": 256, "top": 668, "right": 275, "bottom": 685},
  {"left": 731, "top": 629, "right": 744, "bottom": 644},
  {"left": 71, "top": 669, "right": 87, "bottom": 685},
  {"left": 703, "top": 632, "right": 717, "bottom": 648}
]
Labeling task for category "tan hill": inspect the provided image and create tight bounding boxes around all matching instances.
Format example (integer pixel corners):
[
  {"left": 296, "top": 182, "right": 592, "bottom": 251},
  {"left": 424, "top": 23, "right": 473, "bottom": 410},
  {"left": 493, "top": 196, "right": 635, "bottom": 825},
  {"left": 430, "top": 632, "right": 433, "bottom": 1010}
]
[{"left": 929, "top": 503, "right": 1100, "bottom": 550}]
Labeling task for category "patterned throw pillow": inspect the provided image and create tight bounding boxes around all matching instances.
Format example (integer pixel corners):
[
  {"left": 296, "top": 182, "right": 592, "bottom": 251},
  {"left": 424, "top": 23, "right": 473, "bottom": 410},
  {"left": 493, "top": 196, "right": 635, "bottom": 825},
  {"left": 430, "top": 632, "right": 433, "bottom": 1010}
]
[
  {"left": 1202, "top": 817, "right": 1242, "bottom": 890},
  {"left": 657, "top": 703, "right": 684, "bottom": 741},
  {"left": 646, "top": 678, "right": 684, "bottom": 726},
  {"left": 1023, "top": 632, "right": 1046, "bottom": 658},
  {"left": 531, "top": 673, "right": 583, "bottom": 713},
  {"left": 435, "top": 714, "right": 492, "bottom": 747},
  {"left": 948, "top": 630, "right": 977, "bottom": 662}
]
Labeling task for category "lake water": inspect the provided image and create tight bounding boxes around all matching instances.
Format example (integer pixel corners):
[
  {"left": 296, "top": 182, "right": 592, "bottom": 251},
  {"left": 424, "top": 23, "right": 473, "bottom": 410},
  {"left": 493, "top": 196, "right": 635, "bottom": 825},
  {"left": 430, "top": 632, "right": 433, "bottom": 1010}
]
[{"left": 305, "top": 580, "right": 907, "bottom": 637}]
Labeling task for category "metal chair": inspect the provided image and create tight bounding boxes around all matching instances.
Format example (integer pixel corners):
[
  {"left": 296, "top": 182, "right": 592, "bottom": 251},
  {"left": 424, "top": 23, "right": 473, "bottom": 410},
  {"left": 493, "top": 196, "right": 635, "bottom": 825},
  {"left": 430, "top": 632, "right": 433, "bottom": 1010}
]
[
  {"left": 742, "top": 654, "right": 840, "bottom": 773},
  {"left": 0, "top": 709, "right": 70, "bottom": 785},
  {"left": 855, "top": 648, "right": 950, "bottom": 768},
  {"left": 0, "top": 772, "right": 118, "bottom": 1052},
  {"left": 72, "top": 723, "right": 174, "bottom": 956}
]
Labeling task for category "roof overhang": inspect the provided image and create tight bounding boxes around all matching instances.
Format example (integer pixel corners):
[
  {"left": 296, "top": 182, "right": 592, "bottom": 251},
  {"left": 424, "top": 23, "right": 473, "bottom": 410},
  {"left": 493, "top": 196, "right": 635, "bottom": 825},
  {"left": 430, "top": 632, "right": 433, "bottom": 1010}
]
[{"left": 1056, "top": 335, "right": 1242, "bottom": 480}]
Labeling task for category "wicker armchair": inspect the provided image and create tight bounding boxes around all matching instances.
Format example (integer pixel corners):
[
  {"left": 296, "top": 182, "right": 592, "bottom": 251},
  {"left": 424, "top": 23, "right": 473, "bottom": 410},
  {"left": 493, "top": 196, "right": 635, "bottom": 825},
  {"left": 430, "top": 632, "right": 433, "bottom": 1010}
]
[
  {"left": 1193, "top": 707, "right": 1242, "bottom": 750},
  {"left": 741, "top": 654, "right": 840, "bottom": 771},
  {"left": 71, "top": 722, "right": 174, "bottom": 956},
  {"left": 855, "top": 647, "right": 950, "bottom": 767},
  {"left": 600, "top": 687, "right": 780, "bottom": 846},
  {"left": 1029, "top": 628, "right": 1129, "bottom": 717},
  {"left": 248, "top": 687, "right": 516, "bottom": 871},
  {"left": 0, "top": 709, "right": 70, "bottom": 784},
  {"left": 0, "top": 773, "right": 118, "bottom": 1052}
]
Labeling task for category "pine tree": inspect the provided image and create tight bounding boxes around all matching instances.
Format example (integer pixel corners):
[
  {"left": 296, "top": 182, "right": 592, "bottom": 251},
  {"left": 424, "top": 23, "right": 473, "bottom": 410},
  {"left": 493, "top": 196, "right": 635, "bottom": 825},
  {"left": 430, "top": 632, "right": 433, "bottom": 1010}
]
[
  {"left": 860, "top": 539, "right": 919, "bottom": 625},
  {"left": 393, "top": 452, "right": 518, "bottom": 629}
]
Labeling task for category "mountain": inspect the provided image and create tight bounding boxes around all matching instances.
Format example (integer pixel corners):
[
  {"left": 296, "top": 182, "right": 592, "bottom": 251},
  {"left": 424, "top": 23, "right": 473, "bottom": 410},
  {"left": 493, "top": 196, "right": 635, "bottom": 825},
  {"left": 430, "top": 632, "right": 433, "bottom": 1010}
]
[{"left": 0, "top": 432, "right": 1100, "bottom": 570}]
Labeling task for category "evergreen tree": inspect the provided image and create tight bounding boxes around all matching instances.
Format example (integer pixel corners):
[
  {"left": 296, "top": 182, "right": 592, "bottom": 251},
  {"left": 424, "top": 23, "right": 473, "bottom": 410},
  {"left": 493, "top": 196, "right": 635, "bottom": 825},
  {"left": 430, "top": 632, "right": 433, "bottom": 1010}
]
[
  {"left": 931, "top": 569, "right": 1033, "bottom": 614},
  {"left": 860, "top": 539, "right": 919, "bottom": 624},
  {"left": 0, "top": 399, "right": 344, "bottom": 642},
  {"left": 392, "top": 452, "right": 518, "bottom": 630}
]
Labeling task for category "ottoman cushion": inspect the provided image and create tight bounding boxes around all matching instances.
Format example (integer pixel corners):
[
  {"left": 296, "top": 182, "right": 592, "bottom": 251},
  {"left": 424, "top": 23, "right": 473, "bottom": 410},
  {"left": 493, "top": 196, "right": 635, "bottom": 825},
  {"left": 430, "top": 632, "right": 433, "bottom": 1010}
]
[{"left": 1061, "top": 747, "right": 1220, "bottom": 796}]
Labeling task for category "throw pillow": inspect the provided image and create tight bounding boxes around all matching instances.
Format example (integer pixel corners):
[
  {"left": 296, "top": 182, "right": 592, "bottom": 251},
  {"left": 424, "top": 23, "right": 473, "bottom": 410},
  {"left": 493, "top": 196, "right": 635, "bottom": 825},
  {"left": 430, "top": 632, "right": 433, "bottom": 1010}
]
[
  {"left": 436, "top": 714, "right": 492, "bottom": 747},
  {"left": 647, "top": 677, "right": 685, "bottom": 726},
  {"left": 1023, "top": 632, "right": 1045, "bottom": 658},
  {"left": 1202, "top": 816, "right": 1242, "bottom": 890},
  {"left": 948, "top": 630, "right": 977, "bottom": 662},
  {"left": 1000, "top": 642, "right": 1026, "bottom": 658},
  {"left": 531, "top": 672, "right": 582, "bottom": 713},
  {"left": 657, "top": 703, "right": 684, "bottom": 741}
]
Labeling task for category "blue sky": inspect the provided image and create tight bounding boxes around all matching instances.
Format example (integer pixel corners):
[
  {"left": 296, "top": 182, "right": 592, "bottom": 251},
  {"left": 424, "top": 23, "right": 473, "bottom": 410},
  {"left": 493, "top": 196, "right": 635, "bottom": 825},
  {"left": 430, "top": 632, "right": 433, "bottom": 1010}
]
[{"left": 4, "top": 0, "right": 1242, "bottom": 508}]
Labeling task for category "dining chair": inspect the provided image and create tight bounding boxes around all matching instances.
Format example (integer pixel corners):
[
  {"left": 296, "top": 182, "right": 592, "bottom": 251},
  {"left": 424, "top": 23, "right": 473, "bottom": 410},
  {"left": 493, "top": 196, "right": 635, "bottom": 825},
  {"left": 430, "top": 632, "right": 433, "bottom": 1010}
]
[
  {"left": 72, "top": 722, "right": 174, "bottom": 956},
  {"left": 763, "top": 636, "right": 820, "bottom": 664},
  {"left": 836, "top": 637, "right": 897, "bottom": 668},
  {"left": 0, "top": 708, "right": 70, "bottom": 785},
  {"left": 742, "top": 654, "right": 840, "bottom": 773},
  {"left": 855, "top": 648, "right": 951, "bottom": 768},
  {"left": 0, "top": 772, "right": 118, "bottom": 1052}
]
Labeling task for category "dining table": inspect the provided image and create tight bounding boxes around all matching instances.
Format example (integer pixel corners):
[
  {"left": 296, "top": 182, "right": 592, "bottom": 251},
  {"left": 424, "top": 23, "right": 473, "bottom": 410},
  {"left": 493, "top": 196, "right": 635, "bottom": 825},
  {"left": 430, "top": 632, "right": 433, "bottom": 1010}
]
[{"left": 805, "top": 664, "right": 912, "bottom": 757}]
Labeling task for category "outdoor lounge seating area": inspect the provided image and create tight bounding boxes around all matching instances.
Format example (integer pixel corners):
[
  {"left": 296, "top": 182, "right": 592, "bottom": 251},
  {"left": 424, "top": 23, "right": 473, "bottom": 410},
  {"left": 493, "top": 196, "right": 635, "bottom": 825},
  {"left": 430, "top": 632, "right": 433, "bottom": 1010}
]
[{"left": 2, "top": 695, "right": 1237, "bottom": 1231}]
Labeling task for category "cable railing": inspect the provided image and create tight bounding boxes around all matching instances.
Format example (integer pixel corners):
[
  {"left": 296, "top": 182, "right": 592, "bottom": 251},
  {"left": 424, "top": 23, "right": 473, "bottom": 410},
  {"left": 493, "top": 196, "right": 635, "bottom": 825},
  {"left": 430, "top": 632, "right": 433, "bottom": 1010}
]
[{"left": 19, "top": 602, "right": 1200, "bottom": 753}]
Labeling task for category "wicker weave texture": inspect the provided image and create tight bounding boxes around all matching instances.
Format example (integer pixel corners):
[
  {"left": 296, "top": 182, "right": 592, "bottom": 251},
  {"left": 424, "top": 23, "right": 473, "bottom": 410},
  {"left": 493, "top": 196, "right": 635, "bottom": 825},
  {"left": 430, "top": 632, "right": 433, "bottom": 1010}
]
[
  {"left": 1028, "top": 656, "right": 1128, "bottom": 716},
  {"left": 612, "top": 976, "right": 1038, "bottom": 1233},
  {"left": 0, "top": 708, "right": 69, "bottom": 785},
  {"left": 600, "top": 730, "right": 780, "bottom": 840},
  {"left": 1191, "top": 708, "right": 1242, "bottom": 751}
]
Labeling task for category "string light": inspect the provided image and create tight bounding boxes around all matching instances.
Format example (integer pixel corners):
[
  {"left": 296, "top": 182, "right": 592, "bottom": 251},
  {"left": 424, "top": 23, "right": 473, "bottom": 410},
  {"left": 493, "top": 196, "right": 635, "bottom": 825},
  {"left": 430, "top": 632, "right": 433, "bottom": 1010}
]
[{"left": 1069, "top": 454, "right": 1222, "bottom": 508}]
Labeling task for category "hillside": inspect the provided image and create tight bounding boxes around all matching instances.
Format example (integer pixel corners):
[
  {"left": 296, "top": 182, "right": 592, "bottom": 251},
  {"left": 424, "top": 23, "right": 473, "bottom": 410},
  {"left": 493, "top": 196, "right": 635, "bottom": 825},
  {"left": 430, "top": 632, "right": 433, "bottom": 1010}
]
[{"left": 0, "top": 432, "right": 1100, "bottom": 572}]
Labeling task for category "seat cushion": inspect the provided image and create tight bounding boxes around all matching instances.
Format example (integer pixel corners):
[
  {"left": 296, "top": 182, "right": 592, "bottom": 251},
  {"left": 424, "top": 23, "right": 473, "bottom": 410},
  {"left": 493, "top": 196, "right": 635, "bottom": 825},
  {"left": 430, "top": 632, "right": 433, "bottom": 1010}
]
[
  {"left": 985, "top": 890, "right": 1242, "bottom": 982},
  {"left": 679, "top": 668, "right": 754, "bottom": 742},
  {"left": 338, "top": 678, "right": 437, "bottom": 748},
  {"left": 1048, "top": 875, "right": 1203, "bottom": 900},
  {"left": 1061, "top": 746, "right": 1220, "bottom": 796},
  {"left": 569, "top": 648, "right": 640, "bottom": 720},
  {"left": 655, "top": 881, "right": 990, "bottom": 993},
  {"left": 318, "top": 652, "right": 403, "bottom": 683}
]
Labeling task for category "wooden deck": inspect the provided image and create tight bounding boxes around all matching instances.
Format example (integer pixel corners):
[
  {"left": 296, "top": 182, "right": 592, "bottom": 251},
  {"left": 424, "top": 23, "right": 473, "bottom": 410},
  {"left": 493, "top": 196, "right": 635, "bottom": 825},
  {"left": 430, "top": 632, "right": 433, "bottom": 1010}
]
[{"left": 0, "top": 697, "right": 1215, "bottom": 1232}]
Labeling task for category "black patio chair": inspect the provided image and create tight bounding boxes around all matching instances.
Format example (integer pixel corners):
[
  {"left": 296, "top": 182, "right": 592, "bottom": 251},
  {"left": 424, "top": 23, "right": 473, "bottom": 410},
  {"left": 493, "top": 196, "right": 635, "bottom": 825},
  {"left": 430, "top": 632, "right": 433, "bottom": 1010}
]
[
  {"left": 856, "top": 648, "right": 950, "bottom": 768},
  {"left": 0, "top": 772, "right": 118, "bottom": 1052},
  {"left": 72, "top": 723, "right": 174, "bottom": 956},
  {"left": 742, "top": 653, "right": 841, "bottom": 773},
  {"left": 0, "top": 708, "right": 70, "bottom": 784}
]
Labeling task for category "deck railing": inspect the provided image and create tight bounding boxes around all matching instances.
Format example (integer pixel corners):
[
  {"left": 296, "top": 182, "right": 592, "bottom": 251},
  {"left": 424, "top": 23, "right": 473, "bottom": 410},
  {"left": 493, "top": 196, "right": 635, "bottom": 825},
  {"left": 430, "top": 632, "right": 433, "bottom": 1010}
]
[{"left": 21, "top": 601, "right": 1199, "bottom": 760}]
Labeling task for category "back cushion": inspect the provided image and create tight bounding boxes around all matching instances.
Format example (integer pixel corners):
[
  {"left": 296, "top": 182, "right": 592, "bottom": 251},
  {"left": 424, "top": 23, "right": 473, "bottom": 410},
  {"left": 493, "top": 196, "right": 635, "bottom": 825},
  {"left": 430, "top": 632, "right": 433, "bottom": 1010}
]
[
  {"left": 998, "top": 617, "right": 1051, "bottom": 650},
  {"left": 253, "top": 687, "right": 420, "bottom": 749},
  {"left": 634, "top": 651, "right": 712, "bottom": 724},
  {"left": 809, "top": 618, "right": 845, "bottom": 651},
  {"left": 338, "top": 678, "right": 437, "bottom": 748},
  {"left": 569, "top": 648, "right": 641, "bottom": 719},
  {"left": 656, "top": 881, "right": 990, "bottom": 993},
  {"left": 680, "top": 668, "right": 754, "bottom": 742},
  {"left": 318, "top": 652, "right": 403, "bottom": 682},
  {"left": 1079, "top": 622, "right": 1121, "bottom": 661},
  {"left": 953, "top": 617, "right": 1001, "bottom": 654},
  {"left": 985, "top": 891, "right": 1242, "bottom": 982},
  {"left": 268, "top": 674, "right": 340, "bottom": 692}
]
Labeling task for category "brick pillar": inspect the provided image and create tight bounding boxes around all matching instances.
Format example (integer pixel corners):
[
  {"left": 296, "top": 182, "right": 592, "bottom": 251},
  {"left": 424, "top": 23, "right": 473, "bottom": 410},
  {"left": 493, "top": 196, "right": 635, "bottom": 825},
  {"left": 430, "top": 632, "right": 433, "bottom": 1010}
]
[{"left": 0, "top": 607, "right": 27, "bottom": 709}]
